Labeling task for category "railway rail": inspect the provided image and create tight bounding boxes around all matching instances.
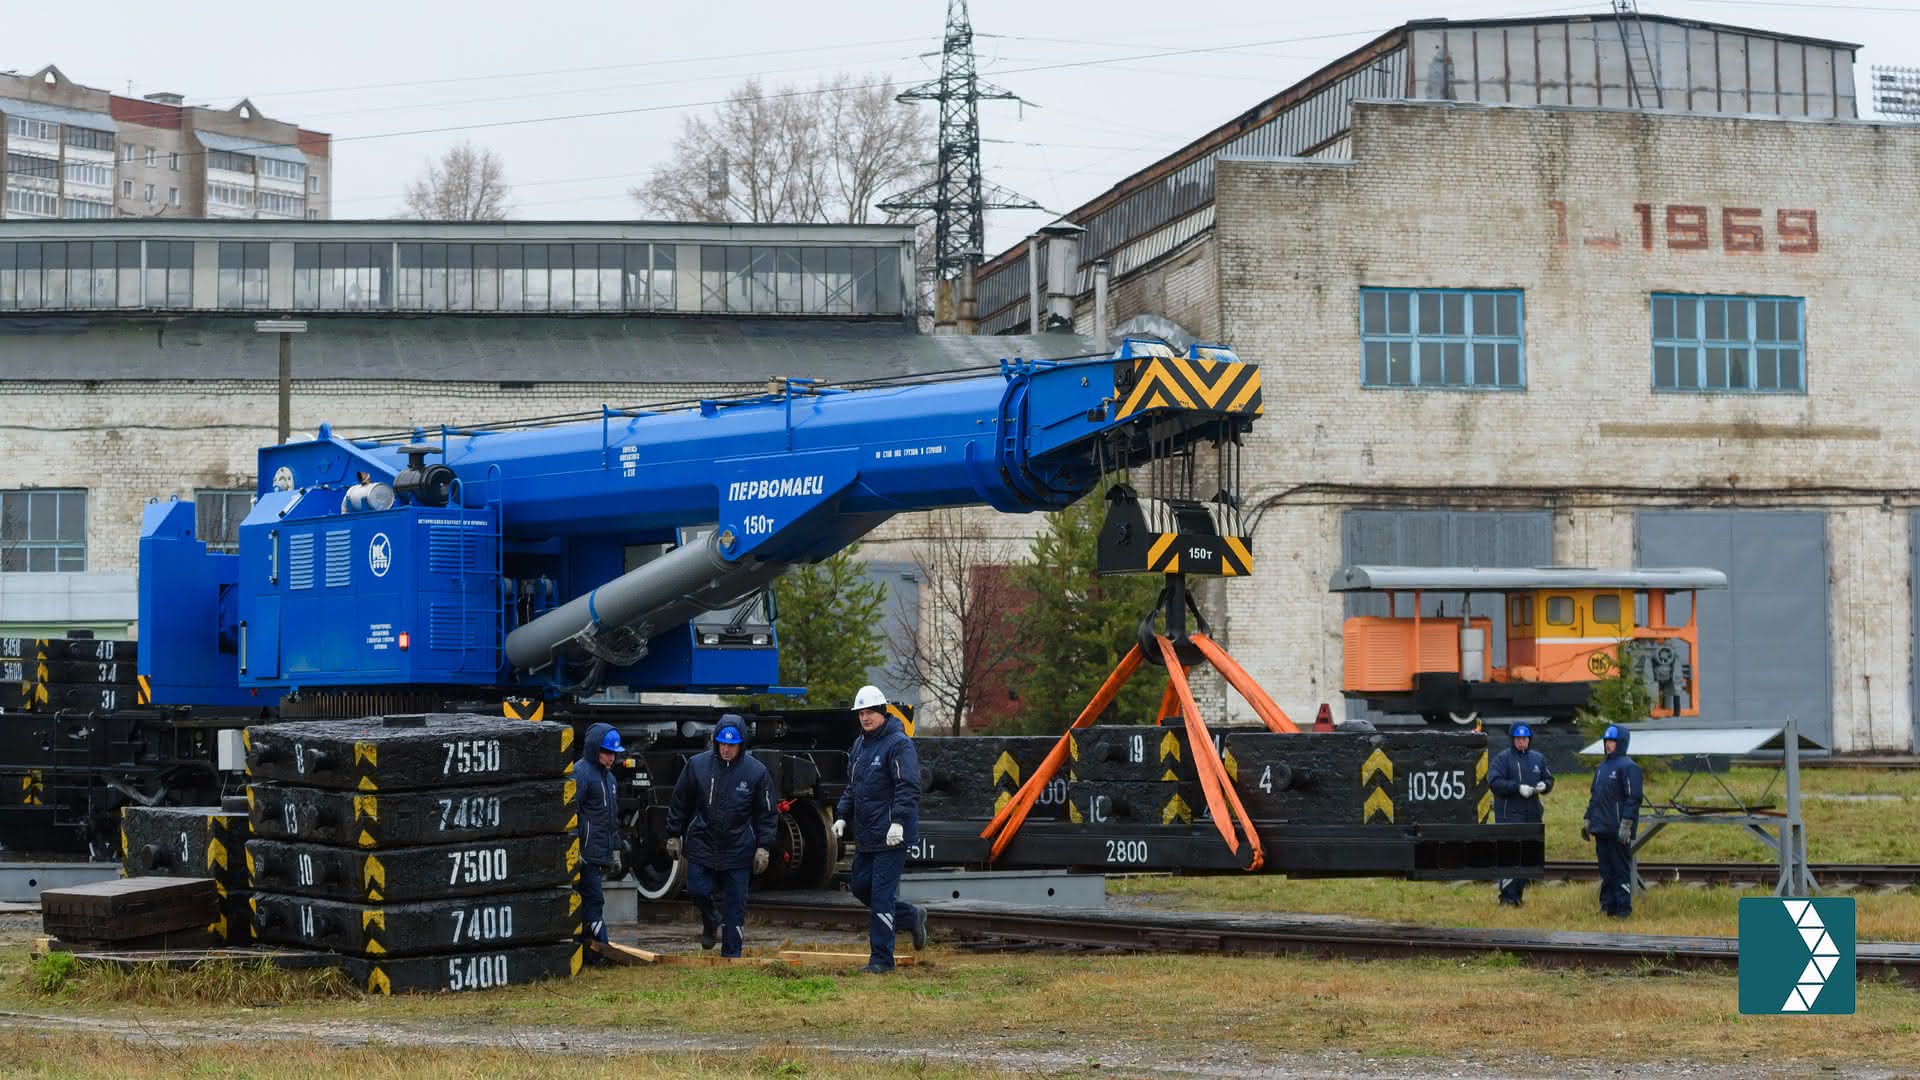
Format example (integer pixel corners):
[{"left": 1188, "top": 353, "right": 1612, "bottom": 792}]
[
  {"left": 1541, "top": 861, "right": 1920, "bottom": 888},
  {"left": 725, "top": 893, "right": 1920, "bottom": 985}
]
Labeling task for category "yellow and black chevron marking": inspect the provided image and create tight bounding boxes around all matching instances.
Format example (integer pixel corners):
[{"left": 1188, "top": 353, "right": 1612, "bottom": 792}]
[
  {"left": 1160, "top": 730, "right": 1182, "bottom": 781},
  {"left": 20, "top": 769, "right": 43, "bottom": 806},
  {"left": 1114, "top": 355, "right": 1263, "bottom": 420},
  {"left": 135, "top": 674, "right": 151, "bottom": 705},
  {"left": 1361, "top": 747, "right": 1394, "bottom": 824},
  {"left": 364, "top": 908, "right": 389, "bottom": 955},
  {"left": 991, "top": 751, "right": 1020, "bottom": 816},
  {"left": 364, "top": 854, "right": 386, "bottom": 902},
  {"left": 1476, "top": 749, "right": 1492, "bottom": 824},
  {"left": 503, "top": 697, "right": 544, "bottom": 722},
  {"left": 1139, "top": 533, "right": 1254, "bottom": 577},
  {"left": 208, "top": 816, "right": 233, "bottom": 897},
  {"left": 1161, "top": 792, "right": 1193, "bottom": 825},
  {"left": 366, "top": 966, "right": 392, "bottom": 995},
  {"left": 563, "top": 779, "right": 579, "bottom": 832},
  {"left": 355, "top": 793, "right": 380, "bottom": 848},
  {"left": 887, "top": 703, "right": 914, "bottom": 737},
  {"left": 569, "top": 944, "right": 584, "bottom": 976}
]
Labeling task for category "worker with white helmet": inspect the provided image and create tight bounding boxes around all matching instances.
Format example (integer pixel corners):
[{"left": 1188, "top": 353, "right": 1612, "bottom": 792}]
[{"left": 833, "top": 684, "right": 928, "bottom": 973}]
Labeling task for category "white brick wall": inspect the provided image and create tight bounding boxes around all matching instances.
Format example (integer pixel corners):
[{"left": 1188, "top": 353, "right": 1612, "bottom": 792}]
[{"left": 1209, "top": 100, "right": 1920, "bottom": 752}]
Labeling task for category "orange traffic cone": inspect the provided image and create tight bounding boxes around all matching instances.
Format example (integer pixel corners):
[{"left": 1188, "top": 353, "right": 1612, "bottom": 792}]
[{"left": 1313, "top": 703, "right": 1334, "bottom": 733}]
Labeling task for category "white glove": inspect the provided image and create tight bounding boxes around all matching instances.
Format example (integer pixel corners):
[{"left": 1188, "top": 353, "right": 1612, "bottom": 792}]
[
  {"left": 1519, "top": 784, "right": 1536, "bottom": 798},
  {"left": 885, "top": 822, "right": 904, "bottom": 847},
  {"left": 831, "top": 819, "right": 845, "bottom": 840},
  {"left": 752, "top": 847, "right": 770, "bottom": 875},
  {"left": 664, "top": 837, "right": 682, "bottom": 859}
]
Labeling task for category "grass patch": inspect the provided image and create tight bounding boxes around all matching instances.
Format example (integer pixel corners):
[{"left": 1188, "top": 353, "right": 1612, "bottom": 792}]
[
  {"left": 0, "top": 947, "right": 1911, "bottom": 1070},
  {"left": 0, "top": 1030, "right": 1039, "bottom": 1079},
  {"left": 12, "top": 954, "right": 350, "bottom": 1006}
]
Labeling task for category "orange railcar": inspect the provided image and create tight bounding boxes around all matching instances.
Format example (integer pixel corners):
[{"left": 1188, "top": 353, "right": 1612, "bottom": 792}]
[{"left": 1330, "top": 566, "right": 1727, "bottom": 726}]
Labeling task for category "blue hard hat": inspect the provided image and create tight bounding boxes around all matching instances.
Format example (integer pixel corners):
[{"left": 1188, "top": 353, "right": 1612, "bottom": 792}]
[
  {"left": 1510, "top": 723, "right": 1533, "bottom": 740},
  {"left": 714, "top": 722, "right": 743, "bottom": 745},
  {"left": 1603, "top": 724, "right": 1622, "bottom": 741},
  {"left": 600, "top": 728, "right": 626, "bottom": 754}
]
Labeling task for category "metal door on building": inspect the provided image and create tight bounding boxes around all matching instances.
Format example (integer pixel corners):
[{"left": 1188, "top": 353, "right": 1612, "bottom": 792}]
[
  {"left": 858, "top": 560, "right": 922, "bottom": 709},
  {"left": 1340, "top": 509, "right": 1554, "bottom": 722},
  {"left": 1636, "top": 511, "right": 1831, "bottom": 745}
]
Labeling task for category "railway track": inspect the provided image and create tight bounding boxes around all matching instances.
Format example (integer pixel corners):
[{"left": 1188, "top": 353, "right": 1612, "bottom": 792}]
[
  {"left": 1542, "top": 861, "right": 1920, "bottom": 887},
  {"left": 733, "top": 894, "right": 1920, "bottom": 985}
]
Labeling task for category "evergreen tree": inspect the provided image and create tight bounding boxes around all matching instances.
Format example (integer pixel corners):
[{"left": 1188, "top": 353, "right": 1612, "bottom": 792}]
[
  {"left": 1003, "top": 492, "right": 1166, "bottom": 735},
  {"left": 732, "top": 547, "right": 886, "bottom": 711}
]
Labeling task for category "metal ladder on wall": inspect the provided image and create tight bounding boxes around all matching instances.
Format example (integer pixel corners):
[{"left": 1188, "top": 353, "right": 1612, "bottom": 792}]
[{"left": 1613, "top": 0, "right": 1664, "bottom": 110}]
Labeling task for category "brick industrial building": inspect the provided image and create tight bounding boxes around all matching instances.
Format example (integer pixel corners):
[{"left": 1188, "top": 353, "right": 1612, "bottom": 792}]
[
  {"left": 964, "top": 13, "right": 1915, "bottom": 753},
  {"left": 1, "top": 64, "right": 330, "bottom": 220}
]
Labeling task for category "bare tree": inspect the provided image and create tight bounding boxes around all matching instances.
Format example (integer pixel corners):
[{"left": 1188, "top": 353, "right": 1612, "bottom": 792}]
[
  {"left": 403, "top": 142, "right": 512, "bottom": 221},
  {"left": 633, "top": 75, "right": 930, "bottom": 225},
  {"left": 888, "top": 510, "right": 1031, "bottom": 734}
]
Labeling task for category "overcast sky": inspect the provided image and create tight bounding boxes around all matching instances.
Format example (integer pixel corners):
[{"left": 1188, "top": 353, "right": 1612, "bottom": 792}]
[{"left": 4, "top": 0, "right": 1906, "bottom": 254}]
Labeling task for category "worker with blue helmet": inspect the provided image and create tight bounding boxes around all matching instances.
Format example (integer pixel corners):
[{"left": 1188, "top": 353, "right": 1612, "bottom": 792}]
[
  {"left": 1582, "top": 723, "right": 1644, "bottom": 918},
  {"left": 576, "top": 722, "right": 627, "bottom": 960},
  {"left": 665, "top": 713, "right": 776, "bottom": 957},
  {"left": 1487, "top": 722, "right": 1553, "bottom": 907}
]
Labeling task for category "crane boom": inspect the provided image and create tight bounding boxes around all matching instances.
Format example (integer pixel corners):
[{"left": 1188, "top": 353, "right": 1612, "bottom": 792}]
[{"left": 138, "top": 340, "right": 1262, "bottom": 706}]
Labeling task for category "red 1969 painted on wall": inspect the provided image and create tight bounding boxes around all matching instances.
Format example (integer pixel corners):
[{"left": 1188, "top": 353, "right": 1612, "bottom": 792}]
[{"left": 1549, "top": 202, "right": 1819, "bottom": 255}]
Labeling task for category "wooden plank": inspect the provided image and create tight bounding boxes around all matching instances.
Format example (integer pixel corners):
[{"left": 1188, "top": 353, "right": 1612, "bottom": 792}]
[
  {"left": 589, "top": 940, "right": 661, "bottom": 965},
  {"left": 656, "top": 953, "right": 781, "bottom": 967},
  {"left": 778, "top": 950, "right": 916, "bottom": 967}
]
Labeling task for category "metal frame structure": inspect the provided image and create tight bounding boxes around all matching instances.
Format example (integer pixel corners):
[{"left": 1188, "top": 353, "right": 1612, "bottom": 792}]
[{"left": 1579, "top": 719, "right": 1823, "bottom": 897}]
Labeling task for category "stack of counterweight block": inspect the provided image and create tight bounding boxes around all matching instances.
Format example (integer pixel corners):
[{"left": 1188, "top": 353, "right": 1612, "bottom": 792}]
[
  {"left": 120, "top": 798, "right": 255, "bottom": 946},
  {"left": 244, "top": 713, "right": 585, "bottom": 993}
]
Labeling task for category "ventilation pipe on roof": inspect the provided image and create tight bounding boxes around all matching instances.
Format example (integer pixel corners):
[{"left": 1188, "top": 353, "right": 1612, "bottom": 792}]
[
  {"left": 1092, "top": 259, "right": 1111, "bottom": 349},
  {"left": 1038, "top": 219, "right": 1084, "bottom": 333}
]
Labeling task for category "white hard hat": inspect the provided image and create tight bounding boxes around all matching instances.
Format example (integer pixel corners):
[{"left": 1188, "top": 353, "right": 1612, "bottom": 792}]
[{"left": 852, "top": 685, "right": 888, "bottom": 711}]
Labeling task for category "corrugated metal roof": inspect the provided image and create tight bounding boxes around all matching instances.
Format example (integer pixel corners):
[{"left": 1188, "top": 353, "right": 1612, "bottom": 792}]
[
  {"left": 0, "top": 97, "right": 117, "bottom": 132},
  {"left": 1578, "top": 726, "right": 1826, "bottom": 755},
  {"left": 194, "top": 129, "right": 306, "bottom": 165},
  {"left": 0, "top": 315, "right": 1097, "bottom": 384},
  {"left": 1328, "top": 566, "right": 1729, "bottom": 592}
]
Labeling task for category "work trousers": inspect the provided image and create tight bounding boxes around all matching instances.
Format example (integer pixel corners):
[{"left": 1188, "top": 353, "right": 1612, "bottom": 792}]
[
  {"left": 577, "top": 862, "right": 609, "bottom": 958},
  {"left": 686, "top": 862, "right": 751, "bottom": 958},
  {"left": 849, "top": 848, "right": 919, "bottom": 970},
  {"left": 1595, "top": 835, "right": 1634, "bottom": 916},
  {"left": 1497, "top": 875, "right": 1528, "bottom": 906}
]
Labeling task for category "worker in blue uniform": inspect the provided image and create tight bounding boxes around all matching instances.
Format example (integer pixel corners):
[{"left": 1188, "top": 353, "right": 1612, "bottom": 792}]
[
  {"left": 576, "top": 723, "right": 625, "bottom": 960},
  {"left": 1487, "top": 722, "right": 1553, "bottom": 907},
  {"left": 665, "top": 714, "right": 776, "bottom": 958},
  {"left": 833, "top": 685, "right": 929, "bottom": 973},
  {"left": 1582, "top": 724, "right": 1643, "bottom": 918}
]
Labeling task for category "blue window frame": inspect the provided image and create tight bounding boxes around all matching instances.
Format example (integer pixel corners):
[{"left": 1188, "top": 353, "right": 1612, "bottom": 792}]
[
  {"left": 1360, "top": 288, "right": 1524, "bottom": 389},
  {"left": 1651, "top": 294, "right": 1804, "bottom": 393}
]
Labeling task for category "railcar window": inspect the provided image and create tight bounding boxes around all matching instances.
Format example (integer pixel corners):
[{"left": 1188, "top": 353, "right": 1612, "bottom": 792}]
[
  {"left": 1546, "top": 596, "right": 1573, "bottom": 626},
  {"left": 1592, "top": 594, "right": 1621, "bottom": 624}
]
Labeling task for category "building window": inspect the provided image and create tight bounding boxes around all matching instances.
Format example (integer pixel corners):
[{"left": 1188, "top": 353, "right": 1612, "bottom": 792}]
[
  {"left": 169, "top": 152, "right": 179, "bottom": 171},
  {"left": 169, "top": 187, "right": 180, "bottom": 208},
  {"left": 122, "top": 142, "right": 138, "bottom": 163},
  {"left": 260, "top": 157, "right": 306, "bottom": 183},
  {"left": 293, "top": 242, "right": 390, "bottom": 310},
  {"left": 194, "top": 490, "right": 253, "bottom": 554},
  {"left": 0, "top": 489, "right": 86, "bottom": 572},
  {"left": 1360, "top": 288, "right": 1524, "bottom": 389},
  {"left": 121, "top": 179, "right": 135, "bottom": 198},
  {"left": 64, "top": 126, "right": 113, "bottom": 152},
  {"left": 207, "top": 149, "right": 256, "bottom": 174},
  {"left": 143, "top": 183, "right": 155, "bottom": 204},
  {"left": 207, "top": 182, "right": 254, "bottom": 210},
  {"left": 144, "top": 147, "right": 156, "bottom": 168},
  {"left": 8, "top": 116, "right": 57, "bottom": 142},
  {"left": 217, "top": 241, "right": 270, "bottom": 308},
  {"left": 1652, "top": 294, "right": 1805, "bottom": 393},
  {"left": 309, "top": 174, "right": 320, "bottom": 193},
  {"left": 61, "top": 198, "right": 113, "bottom": 220},
  {"left": 258, "top": 190, "right": 306, "bottom": 217},
  {"left": 142, "top": 239, "right": 194, "bottom": 307},
  {"left": 64, "top": 160, "right": 112, "bottom": 187},
  {"left": 6, "top": 151, "right": 59, "bottom": 180}
]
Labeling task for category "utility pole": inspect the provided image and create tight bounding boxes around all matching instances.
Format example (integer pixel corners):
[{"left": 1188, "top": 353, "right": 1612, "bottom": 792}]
[
  {"left": 254, "top": 320, "right": 308, "bottom": 443},
  {"left": 880, "top": 0, "right": 1042, "bottom": 324}
]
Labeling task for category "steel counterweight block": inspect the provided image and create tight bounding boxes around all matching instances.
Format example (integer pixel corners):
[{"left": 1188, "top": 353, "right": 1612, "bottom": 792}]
[
  {"left": 1066, "top": 781, "right": 1202, "bottom": 826},
  {"left": 342, "top": 941, "right": 583, "bottom": 994},
  {"left": 245, "top": 714, "right": 574, "bottom": 792},
  {"left": 120, "top": 805, "right": 251, "bottom": 895},
  {"left": 1069, "top": 725, "right": 1205, "bottom": 783},
  {"left": 915, "top": 736, "right": 1063, "bottom": 822},
  {"left": 245, "top": 834, "right": 578, "bottom": 903},
  {"left": 1219, "top": 730, "right": 1492, "bottom": 826},
  {"left": 247, "top": 779, "right": 577, "bottom": 848},
  {"left": 252, "top": 887, "right": 580, "bottom": 957}
]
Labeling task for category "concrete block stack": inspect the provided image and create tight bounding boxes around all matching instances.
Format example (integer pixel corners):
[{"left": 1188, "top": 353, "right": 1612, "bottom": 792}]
[{"left": 243, "top": 713, "right": 584, "bottom": 994}]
